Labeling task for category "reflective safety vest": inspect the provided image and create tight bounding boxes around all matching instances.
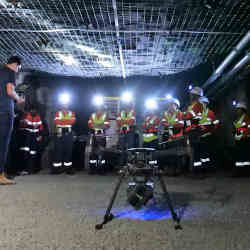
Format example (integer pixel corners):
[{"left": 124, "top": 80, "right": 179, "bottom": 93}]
[
  {"left": 58, "top": 111, "right": 73, "bottom": 121},
  {"left": 234, "top": 114, "right": 246, "bottom": 141},
  {"left": 143, "top": 115, "right": 159, "bottom": 142},
  {"left": 184, "top": 101, "right": 204, "bottom": 132},
  {"left": 143, "top": 133, "right": 158, "bottom": 143},
  {"left": 118, "top": 110, "right": 136, "bottom": 132},
  {"left": 20, "top": 112, "right": 43, "bottom": 134},
  {"left": 55, "top": 110, "right": 75, "bottom": 133},
  {"left": 199, "top": 108, "right": 211, "bottom": 138},
  {"left": 162, "top": 111, "right": 184, "bottom": 138},
  {"left": 92, "top": 113, "right": 107, "bottom": 125},
  {"left": 144, "top": 115, "right": 159, "bottom": 129},
  {"left": 199, "top": 108, "right": 209, "bottom": 125},
  {"left": 121, "top": 110, "right": 134, "bottom": 121},
  {"left": 163, "top": 111, "right": 177, "bottom": 126}
]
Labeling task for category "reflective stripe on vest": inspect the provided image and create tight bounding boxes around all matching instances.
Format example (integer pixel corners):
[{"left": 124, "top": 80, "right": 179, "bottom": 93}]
[
  {"left": 145, "top": 115, "right": 159, "bottom": 128},
  {"left": 234, "top": 114, "right": 246, "bottom": 129},
  {"left": 234, "top": 114, "right": 246, "bottom": 141},
  {"left": 92, "top": 113, "right": 107, "bottom": 125},
  {"left": 199, "top": 108, "right": 210, "bottom": 125},
  {"left": 201, "top": 132, "right": 212, "bottom": 138},
  {"left": 58, "top": 111, "right": 73, "bottom": 121},
  {"left": 121, "top": 110, "right": 134, "bottom": 121},
  {"left": 163, "top": 111, "right": 177, "bottom": 126},
  {"left": 143, "top": 133, "right": 158, "bottom": 142}
]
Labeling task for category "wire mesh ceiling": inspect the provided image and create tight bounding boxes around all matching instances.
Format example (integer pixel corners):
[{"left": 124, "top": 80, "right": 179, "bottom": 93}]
[{"left": 0, "top": 0, "right": 250, "bottom": 78}]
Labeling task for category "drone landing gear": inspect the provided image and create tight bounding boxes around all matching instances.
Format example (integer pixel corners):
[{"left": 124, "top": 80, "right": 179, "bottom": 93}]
[
  {"left": 95, "top": 171, "right": 125, "bottom": 230},
  {"left": 95, "top": 170, "right": 182, "bottom": 230},
  {"left": 158, "top": 175, "right": 182, "bottom": 230}
]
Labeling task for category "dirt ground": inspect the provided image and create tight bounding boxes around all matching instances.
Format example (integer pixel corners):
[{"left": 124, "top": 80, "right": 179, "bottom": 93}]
[{"left": 0, "top": 172, "right": 250, "bottom": 250}]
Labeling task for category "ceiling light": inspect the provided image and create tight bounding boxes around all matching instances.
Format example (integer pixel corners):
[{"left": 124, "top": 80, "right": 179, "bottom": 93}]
[
  {"left": 59, "top": 93, "right": 70, "bottom": 105},
  {"left": 145, "top": 98, "right": 158, "bottom": 110},
  {"left": 204, "top": 0, "right": 217, "bottom": 10},
  {"left": 96, "top": 53, "right": 112, "bottom": 59},
  {"left": 0, "top": 0, "right": 8, "bottom": 8},
  {"left": 58, "top": 54, "right": 78, "bottom": 66},
  {"left": 76, "top": 44, "right": 112, "bottom": 59},
  {"left": 98, "top": 60, "right": 113, "bottom": 68},
  {"left": 93, "top": 95, "right": 104, "bottom": 106},
  {"left": 121, "top": 91, "right": 133, "bottom": 103},
  {"left": 166, "top": 94, "right": 172, "bottom": 100},
  {"left": 76, "top": 44, "right": 97, "bottom": 54}
]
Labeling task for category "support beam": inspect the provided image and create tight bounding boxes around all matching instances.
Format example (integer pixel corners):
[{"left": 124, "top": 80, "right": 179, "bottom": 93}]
[
  {"left": 0, "top": 28, "right": 243, "bottom": 36},
  {"left": 112, "top": 0, "right": 126, "bottom": 79},
  {"left": 203, "top": 30, "right": 250, "bottom": 89},
  {"left": 207, "top": 52, "right": 250, "bottom": 97}
]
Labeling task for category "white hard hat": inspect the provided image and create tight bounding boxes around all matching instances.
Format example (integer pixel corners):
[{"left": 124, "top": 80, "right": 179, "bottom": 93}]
[
  {"left": 190, "top": 87, "right": 203, "bottom": 97},
  {"left": 199, "top": 96, "right": 209, "bottom": 104},
  {"left": 169, "top": 98, "right": 180, "bottom": 107},
  {"left": 236, "top": 102, "right": 247, "bottom": 110}
]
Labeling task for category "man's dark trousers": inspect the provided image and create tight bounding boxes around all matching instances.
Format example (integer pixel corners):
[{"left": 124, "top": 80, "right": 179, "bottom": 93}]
[
  {"left": 0, "top": 112, "right": 14, "bottom": 173},
  {"left": 119, "top": 132, "right": 135, "bottom": 165},
  {"left": 53, "top": 132, "right": 73, "bottom": 172}
]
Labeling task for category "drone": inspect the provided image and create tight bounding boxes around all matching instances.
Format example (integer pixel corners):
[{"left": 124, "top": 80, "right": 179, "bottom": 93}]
[{"left": 95, "top": 148, "right": 182, "bottom": 230}]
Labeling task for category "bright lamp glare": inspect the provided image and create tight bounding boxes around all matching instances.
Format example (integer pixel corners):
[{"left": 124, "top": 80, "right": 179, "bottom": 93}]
[
  {"left": 59, "top": 93, "right": 70, "bottom": 105},
  {"left": 76, "top": 44, "right": 97, "bottom": 54},
  {"left": 189, "top": 85, "right": 193, "bottom": 90},
  {"left": 233, "top": 100, "right": 237, "bottom": 106},
  {"left": 121, "top": 91, "right": 133, "bottom": 103},
  {"left": 98, "top": 60, "right": 113, "bottom": 68},
  {"left": 166, "top": 94, "right": 172, "bottom": 100},
  {"left": 93, "top": 95, "right": 104, "bottom": 106},
  {"left": 145, "top": 99, "right": 157, "bottom": 110},
  {"left": 58, "top": 54, "right": 78, "bottom": 66}
]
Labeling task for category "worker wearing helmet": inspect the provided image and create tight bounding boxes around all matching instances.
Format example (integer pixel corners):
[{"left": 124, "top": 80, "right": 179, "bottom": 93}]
[
  {"left": 233, "top": 102, "right": 250, "bottom": 174},
  {"left": 160, "top": 97, "right": 184, "bottom": 175},
  {"left": 161, "top": 98, "right": 184, "bottom": 143},
  {"left": 52, "top": 103, "right": 76, "bottom": 175},
  {"left": 142, "top": 100, "right": 160, "bottom": 149},
  {"left": 18, "top": 104, "right": 43, "bottom": 175},
  {"left": 116, "top": 100, "right": 136, "bottom": 166},
  {"left": 183, "top": 86, "right": 205, "bottom": 172},
  {"left": 198, "top": 96, "right": 219, "bottom": 170},
  {"left": 183, "top": 87, "right": 204, "bottom": 133},
  {"left": 88, "top": 103, "right": 110, "bottom": 174}
]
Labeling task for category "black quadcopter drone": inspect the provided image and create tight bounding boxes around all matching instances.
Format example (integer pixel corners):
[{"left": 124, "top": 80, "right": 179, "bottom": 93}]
[{"left": 95, "top": 148, "right": 182, "bottom": 230}]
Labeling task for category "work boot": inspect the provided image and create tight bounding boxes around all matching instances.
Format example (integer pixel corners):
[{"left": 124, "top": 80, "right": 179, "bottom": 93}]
[
  {"left": 0, "top": 173, "right": 15, "bottom": 185},
  {"left": 50, "top": 167, "right": 62, "bottom": 175},
  {"left": 66, "top": 167, "right": 75, "bottom": 175},
  {"left": 19, "top": 170, "right": 30, "bottom": 176}
]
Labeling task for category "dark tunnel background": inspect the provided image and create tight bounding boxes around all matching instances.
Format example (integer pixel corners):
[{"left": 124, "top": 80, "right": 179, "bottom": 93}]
[
  {"left": 18, "top": 59, "right": 250, "bottom": 169},
  {"left": 23, "top": 61, "right": 214, "bottom": 131}
]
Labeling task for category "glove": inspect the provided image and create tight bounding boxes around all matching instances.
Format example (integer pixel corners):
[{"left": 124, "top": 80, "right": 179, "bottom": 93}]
[
  {"left": 36, "top": 136, "right": 42, "bottom": 142},
  {"left": 237, "top": 128, "right": 247, "bottom": 135}
]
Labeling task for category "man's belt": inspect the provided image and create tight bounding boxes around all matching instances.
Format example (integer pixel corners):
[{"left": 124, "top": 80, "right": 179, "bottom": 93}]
[
  {"left": 22, "top": 128, "right": 39, "bottom": 133},
  {"left": 56, "top": 126, "right": 72, "bottom": 134},
  {"left": 164, "top": 127, "right": 182, "bottom": 136},
  {"left": 120, "top": 126, "right": 131, "bottom": 133},
  {"left": 144, "top": 129, "right": 158, "bottom": 133},
  {"left": 94, "top": 129, "right": 104, "bottom": 135},
  {"left": 143, "top": 133, "right": 157, "bottom": 138},
  {"left": 186, "top": 119, "right": 200, "bottom": 127}
]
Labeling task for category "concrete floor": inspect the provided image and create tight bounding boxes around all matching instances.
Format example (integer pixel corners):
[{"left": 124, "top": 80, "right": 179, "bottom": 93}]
[{"left": 0, "top": 172, "right": 250, "bottom": 250}]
